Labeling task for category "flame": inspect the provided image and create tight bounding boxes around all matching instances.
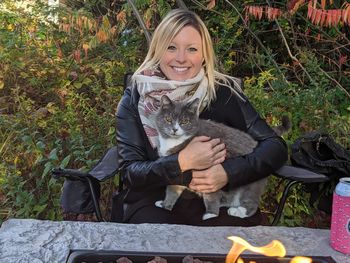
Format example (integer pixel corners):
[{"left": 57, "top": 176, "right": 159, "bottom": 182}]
[
  {"left": 225, "top": 236, "right": 313, "bottom": 263},
  {"left": 226, "top": 236, "right": 286, "bottom": 263},
  {"left": 290, "top": 256, "right": 312, "bottom": 263}
]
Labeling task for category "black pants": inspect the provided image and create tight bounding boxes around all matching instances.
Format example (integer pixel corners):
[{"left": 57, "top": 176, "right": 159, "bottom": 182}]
[{"left": 125, "top": 194, "right": 262, "bottom": 226}]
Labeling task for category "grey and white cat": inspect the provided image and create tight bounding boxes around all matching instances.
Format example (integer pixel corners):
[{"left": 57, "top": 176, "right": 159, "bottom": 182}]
[{"left": 154, "top": 95, "right": 290, "bottom": 220}]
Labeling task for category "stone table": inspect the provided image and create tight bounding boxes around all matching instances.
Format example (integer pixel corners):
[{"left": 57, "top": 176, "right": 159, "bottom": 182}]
[{"left": 0, "top": 219, "right": 349, "bottom": 263}]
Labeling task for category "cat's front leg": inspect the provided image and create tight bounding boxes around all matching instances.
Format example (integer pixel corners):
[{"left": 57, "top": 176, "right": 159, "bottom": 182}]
[
  {"left": 202, "top": 191, "right": 222, "bottom": 220},
  {"left": 155, "top": 185, "right": 186, "bottom": 211}
]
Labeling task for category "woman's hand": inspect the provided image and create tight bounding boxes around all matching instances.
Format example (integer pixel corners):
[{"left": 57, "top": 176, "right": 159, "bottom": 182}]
[
  {"left": 189, "top": 164, "right": 228, "bottom": 193},
  {"left": 178, "top": 136, "right": 226, "bottom": 171}
]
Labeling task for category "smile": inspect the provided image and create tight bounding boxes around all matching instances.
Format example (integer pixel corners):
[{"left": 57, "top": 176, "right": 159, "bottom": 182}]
[{"left": 172, "top": 67, "right": 189, "bottom": 72}]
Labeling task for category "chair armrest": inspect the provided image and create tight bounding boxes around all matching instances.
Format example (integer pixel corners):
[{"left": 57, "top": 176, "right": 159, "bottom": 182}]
[
  {"left": 273, "top": 165, "right": 329, "bottom": 183},
  {"left": 51, "top": 146, "right": 119, "bottom": 182},
  {"left": 52, "top": 168, "right": 89, "bottom": 181},
  {"left": 88, "top": 146, "right": 119, "bottom": 181}
]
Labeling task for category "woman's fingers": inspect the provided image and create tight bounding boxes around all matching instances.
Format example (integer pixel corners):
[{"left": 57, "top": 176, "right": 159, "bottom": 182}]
[
  {"left": 190, "top": 165, "right": 228, "bottom": 193},
  {"left": 192, "top": 136, "right": 211, "bottom": 142},
  {"left": 178, "top": 136, "right": 227, "bottom": 171}
]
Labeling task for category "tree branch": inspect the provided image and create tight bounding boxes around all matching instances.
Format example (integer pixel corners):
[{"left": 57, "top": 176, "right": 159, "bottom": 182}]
[
  {"left": 126, "top": 0, "right": 151, "bottom": 46},
  {"left": 223, "top": 0, "right": 287, "bottom": 83},
  {"left": 266, "top": 0, "right": 350, "bottom": 99},
  {"left": 176, "top": 0, "right": 188, "bottom": 10}
]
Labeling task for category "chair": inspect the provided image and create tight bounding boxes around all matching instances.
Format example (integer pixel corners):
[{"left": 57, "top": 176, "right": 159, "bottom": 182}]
[{"left": 52, "top": 145, "right": 329, "bottom": 225}]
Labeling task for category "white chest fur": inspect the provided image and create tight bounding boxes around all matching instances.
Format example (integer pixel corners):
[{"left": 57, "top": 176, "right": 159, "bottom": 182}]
[{"left": 158, "top": 135, "right": 190, "bottom": 156}]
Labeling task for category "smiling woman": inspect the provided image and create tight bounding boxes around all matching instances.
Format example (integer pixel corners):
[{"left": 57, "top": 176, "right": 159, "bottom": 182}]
[
  {"left": 114, "top": 8, "right": 288, "bottom": 226},
  {"left": 159, "top": 26, "right": 203, "bottom": 81}
]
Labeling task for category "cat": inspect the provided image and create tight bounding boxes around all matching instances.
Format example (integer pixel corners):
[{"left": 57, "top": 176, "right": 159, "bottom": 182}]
[{"left": 154, "top": 95, "right": 290, "bottom": 220}]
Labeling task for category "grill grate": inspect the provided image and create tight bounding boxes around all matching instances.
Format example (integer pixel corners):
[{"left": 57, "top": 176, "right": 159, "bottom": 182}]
[{"left": 66, "top": 250, "right": 337, "bottom": 263}]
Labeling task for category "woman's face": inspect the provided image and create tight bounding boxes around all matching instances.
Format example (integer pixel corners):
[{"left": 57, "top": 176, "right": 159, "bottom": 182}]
[{"left": 159, "top": 26, "right": 204, "bottom": 81}]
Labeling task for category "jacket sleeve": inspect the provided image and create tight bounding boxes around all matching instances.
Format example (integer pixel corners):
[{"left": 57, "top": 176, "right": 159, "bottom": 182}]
[
  {"left": 222, "top": 93, "right": 288, "bottom": 188},
  {"left": 116, "top": 87, "right": 191, "bottom": 191}
]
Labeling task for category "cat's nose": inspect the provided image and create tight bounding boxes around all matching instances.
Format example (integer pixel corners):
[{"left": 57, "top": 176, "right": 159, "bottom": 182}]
[{"left": 172, "top": 128, "right": 178, "bottom": 133}]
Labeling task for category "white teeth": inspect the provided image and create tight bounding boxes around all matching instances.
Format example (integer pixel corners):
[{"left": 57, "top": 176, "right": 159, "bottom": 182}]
[{"left": 173, "top": 67, "right": 188, "bottom": 72}]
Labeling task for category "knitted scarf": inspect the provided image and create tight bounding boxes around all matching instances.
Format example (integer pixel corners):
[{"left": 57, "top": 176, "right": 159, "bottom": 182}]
[{"left": 134, "top": 68, "right": 208, "bottom": 150}]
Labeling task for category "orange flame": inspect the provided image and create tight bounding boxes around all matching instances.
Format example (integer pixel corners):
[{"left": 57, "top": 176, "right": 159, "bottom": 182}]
[
  {"left": 290, "top": 256, "right": 312, "bottom": 263},
  {"left": 225, "top": 236, "right": 312, "bottom": 263},
  {"left": 226, "top": 236, "right": 286, "bottom": 263}
]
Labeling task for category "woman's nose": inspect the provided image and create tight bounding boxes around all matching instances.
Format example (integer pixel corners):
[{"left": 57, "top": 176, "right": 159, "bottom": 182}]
[{"left": 175, "top": 50, "right": 186, "bottom": 63}]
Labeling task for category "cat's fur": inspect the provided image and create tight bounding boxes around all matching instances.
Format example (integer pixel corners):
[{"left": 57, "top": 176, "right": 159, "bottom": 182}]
[{"left": 154, "top": 95, "right": 289, "bottom": 220}]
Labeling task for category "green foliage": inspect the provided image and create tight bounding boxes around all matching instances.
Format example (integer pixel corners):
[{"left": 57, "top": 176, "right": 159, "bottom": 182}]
[
  {"left": 0, "top": 0, "right": 126, "bottom": 223},
  {"left": 1, "top": 0, "right": 349, "bottom": 227}
]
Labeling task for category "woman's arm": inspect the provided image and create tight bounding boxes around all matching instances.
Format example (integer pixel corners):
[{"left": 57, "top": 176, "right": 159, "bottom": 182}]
[
  {"left": 222, "top": 94, "right": 288, "bottom": 188},
  {"left": 189, "top": 86, "right": 288, "bottom": 192}
]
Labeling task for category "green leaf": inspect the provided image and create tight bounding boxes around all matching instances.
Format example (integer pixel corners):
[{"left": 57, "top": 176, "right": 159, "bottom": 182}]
[
  {"left": 42, "top": 162, "right": 53, "bottom": 178},
  {"left": 60, "top": 155, "right": 71, "bottom": 168},
  {"left": 73, "top": 82, "right": 83, "bottom": 89},
  {"left": 48, "top": 149, "right": 58, "bottom": 161},
  {"left": 36, "top": 141, "right": 45, "bottom": 151},
  {"left": 33, "top": 204, "right": 47, "bottom": 214}
]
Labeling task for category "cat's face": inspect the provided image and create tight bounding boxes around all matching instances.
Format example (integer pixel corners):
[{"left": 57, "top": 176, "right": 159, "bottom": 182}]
[{"left": 156, "top": 95, "right": 199, "bottom": 138}]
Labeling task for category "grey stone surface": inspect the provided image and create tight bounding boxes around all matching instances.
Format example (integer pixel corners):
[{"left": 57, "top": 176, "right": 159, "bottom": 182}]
[{"left": 0, "top": 219, "right": 349, "bottom": 263}]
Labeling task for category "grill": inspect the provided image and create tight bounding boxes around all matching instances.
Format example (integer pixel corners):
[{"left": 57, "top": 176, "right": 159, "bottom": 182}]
[{"left": 66, "top": 250, "right": 337, "bottom": 263}]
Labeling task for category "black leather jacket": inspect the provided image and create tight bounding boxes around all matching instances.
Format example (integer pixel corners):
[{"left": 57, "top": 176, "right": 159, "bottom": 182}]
[{"left": 116, "top": 83, "right": 288, "bottom": 221}]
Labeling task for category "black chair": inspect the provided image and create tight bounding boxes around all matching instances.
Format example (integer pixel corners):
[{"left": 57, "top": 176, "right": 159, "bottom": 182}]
[{"left": 52, "top": 145, "right": 329, "bottom": 225}]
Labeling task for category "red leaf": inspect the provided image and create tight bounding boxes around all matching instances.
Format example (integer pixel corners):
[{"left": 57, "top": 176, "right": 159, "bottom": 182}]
[
  {"left": 320, "top": 10, "right": 327, "bottom": 26},
  {"left": 287, "top": 0, "right": 306, "bottom": 14},
  {"left": 311, "top": 7, "right": 317, "bottom": 24},
  {"left": 326, "top": 10, "right": 333, "bottom": 26},
  {"left": 308, "top": 1, "right": 313, "bottom": 19},
  {"left": 339, "top": 55, "right": 347, "bottom": 66},
  {"left": 335, "top": 9, "right": 342, "bottom": 25},
  {"left": 253, "top": 6, "right": 258, "bottom": 19},
  {"left": 258, "top": 6, "right": 264, "bottom": 20},
  {"left": 321, "top": 0, "right": 326, "bottom": 10},
  {"left": 316, "top": 33, "right": 321, "bottom": 41},
  {"left": 207, "top": 0, "right": 216, "bottom": 10},
  {"left": 315, "top": 9, "right": 322, "bottom": 25},
  {"left": 342, "top": 5, "right": 349, "bottom": 24}
]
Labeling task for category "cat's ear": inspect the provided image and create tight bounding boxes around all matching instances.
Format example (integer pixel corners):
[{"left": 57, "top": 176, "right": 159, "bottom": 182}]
[
  {"left": 187, "top": 98, "right": 200, "bottom": 112},
  {"left": 160, "top": 95, "right": 172, "bottom": 108}
]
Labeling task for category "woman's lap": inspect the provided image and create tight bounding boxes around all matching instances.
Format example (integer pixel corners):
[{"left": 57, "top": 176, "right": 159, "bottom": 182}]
[{"left": 126, "top": 196, "right": 262, "bottom": 226}]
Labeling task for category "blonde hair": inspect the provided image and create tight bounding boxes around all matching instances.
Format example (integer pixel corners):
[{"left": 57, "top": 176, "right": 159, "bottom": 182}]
[{"left": 133, "top": 9, "right": 243, "bottom": 103}]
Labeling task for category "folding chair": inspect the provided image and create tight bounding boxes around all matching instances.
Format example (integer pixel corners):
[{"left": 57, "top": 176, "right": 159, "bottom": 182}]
[{"left": 52, "top": 141, "right": 329, "bottom": 225}]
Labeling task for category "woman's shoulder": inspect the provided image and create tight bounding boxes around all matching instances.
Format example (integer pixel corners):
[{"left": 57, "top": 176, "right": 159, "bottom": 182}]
[
  {"left": 116, "top": 86, "right": 140, "bottom": 116},
  {"left": 215, "top": 78, "right": 246, "bottom": 103}
]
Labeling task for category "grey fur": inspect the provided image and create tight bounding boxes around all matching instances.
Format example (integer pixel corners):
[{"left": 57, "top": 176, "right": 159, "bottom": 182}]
[{"left": 154, "top": 95, "right": 288, "bottom": 220}]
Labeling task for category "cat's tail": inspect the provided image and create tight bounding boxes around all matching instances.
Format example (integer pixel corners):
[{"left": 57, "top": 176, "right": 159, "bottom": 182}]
[{"left": 273, "top": 116, "right": 292, "bottom": 136}]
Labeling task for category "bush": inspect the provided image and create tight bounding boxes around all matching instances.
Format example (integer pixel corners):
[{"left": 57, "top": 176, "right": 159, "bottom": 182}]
[{"left": 1, "top": 0, "right": 349, "bottom": 226}]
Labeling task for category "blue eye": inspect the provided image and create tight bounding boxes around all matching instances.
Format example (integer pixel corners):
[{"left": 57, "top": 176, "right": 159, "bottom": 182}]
[{"left": 188, "top": 47, "right": 198, "bottom": 53}]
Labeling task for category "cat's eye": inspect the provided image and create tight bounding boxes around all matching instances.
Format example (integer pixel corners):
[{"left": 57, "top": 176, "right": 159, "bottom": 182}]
[
  {"left": 180, "top": 119, "right": 189, "bottom": 125},
  {"left": 165, "top": 116, "right": 172, "bottom": 123}
]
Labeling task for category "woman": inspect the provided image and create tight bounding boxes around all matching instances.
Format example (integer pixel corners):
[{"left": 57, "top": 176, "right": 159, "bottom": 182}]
[{"left": 115, "top": 9, "right": 288, "bottom": 226}]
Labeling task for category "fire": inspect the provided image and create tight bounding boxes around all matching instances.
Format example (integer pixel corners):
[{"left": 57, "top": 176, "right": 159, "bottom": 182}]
[
  {"left": 290, "top": 257, "right": 312, "bottom": 263},
  {"left": 226, "top": 236, "right": 312, "bottom": 263},
  {"left": 225, "top": 236, "right": 286, "bottom": 263}
]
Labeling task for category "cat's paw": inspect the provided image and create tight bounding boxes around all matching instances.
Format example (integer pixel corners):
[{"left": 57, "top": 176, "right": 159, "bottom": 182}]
[
  {"left": 227, "top": 207, "right": 248, "bottom": 218},
  {"left": 202, "top": 213, "right": 218, "bottom": 220},
  {"left": 155, "top": 200, "right": 164, "bottom": 208}
]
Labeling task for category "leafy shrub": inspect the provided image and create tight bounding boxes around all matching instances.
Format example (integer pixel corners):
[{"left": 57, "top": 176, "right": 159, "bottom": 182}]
[{"left": 1, "top": 0, "right": 348, "bottom": 227}]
